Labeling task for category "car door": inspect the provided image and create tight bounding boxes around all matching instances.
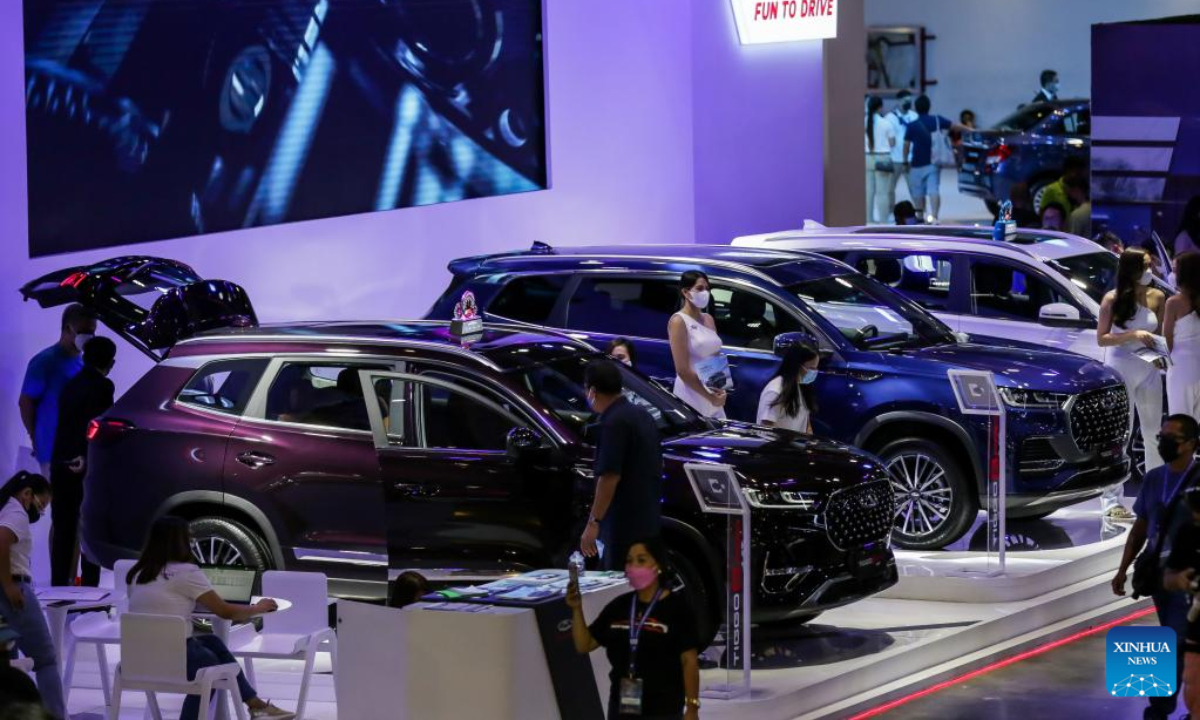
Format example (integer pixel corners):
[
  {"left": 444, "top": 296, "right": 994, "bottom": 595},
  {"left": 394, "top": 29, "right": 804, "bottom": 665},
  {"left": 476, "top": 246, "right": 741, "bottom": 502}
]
[
  {"left": 961, "top": 256, "right": 1098, "bottom": 358},
  {"left": 363, "top": 369, "right": 572, "bottom": 581},
  {"left": 843, "top": 251, "right": 965, "bottom": 332},
  {"left": 222, "top": 357, "right": 399, "bottom": 587}
]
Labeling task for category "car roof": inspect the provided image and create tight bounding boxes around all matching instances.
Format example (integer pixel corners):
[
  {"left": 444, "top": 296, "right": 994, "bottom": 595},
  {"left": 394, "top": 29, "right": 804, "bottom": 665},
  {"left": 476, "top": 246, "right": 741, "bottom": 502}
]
[
  {"left": 451, "top": 243, "right": 850, "bottom": 285},
  {"left": 735, "top": 226, "right": 1106, "bottom": 262},
  {"left": 171, "top": 320, "right": 592, "bottom": 370}
]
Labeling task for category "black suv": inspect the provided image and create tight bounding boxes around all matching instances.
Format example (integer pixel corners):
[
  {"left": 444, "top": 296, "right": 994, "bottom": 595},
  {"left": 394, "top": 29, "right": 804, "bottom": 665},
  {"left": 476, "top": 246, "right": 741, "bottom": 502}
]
[{"left": 22, "top": 258, "right": 898, "bottom": 633}]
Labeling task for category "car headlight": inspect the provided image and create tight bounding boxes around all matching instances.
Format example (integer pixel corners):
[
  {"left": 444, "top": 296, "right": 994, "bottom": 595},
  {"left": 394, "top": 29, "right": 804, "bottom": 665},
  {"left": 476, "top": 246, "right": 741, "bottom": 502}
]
[
  {"left": 998, "top": 387, "right": 1070, "bottom": 410},
  {"left": 743, "top": 488, "right": 824, "bottom": 511}
]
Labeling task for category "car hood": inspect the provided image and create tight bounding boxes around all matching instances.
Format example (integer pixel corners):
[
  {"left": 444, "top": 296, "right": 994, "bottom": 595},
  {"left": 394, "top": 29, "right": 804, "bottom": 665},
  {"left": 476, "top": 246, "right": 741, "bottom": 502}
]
[
  {"left": 662, "top": 422, "right": 890, "bottom": 493},
  {"left": 899, "top": 342, "right": 1118, "bottom": 393}
]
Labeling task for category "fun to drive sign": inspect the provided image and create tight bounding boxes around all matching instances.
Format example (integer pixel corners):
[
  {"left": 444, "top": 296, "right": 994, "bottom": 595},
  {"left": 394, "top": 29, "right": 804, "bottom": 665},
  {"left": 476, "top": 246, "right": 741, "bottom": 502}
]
[{"left": 730, "top": 0, "right": 838, "bottom": 45}]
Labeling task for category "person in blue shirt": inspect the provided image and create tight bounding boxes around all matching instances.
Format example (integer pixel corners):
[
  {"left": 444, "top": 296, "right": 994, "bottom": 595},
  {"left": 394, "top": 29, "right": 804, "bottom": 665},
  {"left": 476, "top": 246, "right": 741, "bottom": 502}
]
[
  {"left": 18, "top": 304, "right": 98, "bottom": 477},
  {"left": 1112, "top": 414, "right": 1199, "bottom": 720},
  {"left": 902, "top": 95, "right": 972, "bottom": 223}
]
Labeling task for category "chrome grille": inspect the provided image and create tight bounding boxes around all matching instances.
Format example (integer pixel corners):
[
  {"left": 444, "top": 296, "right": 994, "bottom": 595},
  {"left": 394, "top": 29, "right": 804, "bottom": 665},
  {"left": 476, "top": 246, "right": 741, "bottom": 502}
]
[
  {"left": 1070, "top": 385, "right": 1130, "bottom": 451},
  {"left": 823, "top": 481, "right": 894, "bottom": 551}
]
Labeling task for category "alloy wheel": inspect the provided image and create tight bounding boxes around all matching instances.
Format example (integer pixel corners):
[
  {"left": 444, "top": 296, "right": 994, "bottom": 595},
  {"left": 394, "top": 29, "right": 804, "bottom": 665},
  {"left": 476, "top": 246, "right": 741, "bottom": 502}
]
[
  {"left": 191, "top": 535, "right": 247, "bottom": 567},
  {"left": 1131, "top": 426, "right": 1146, "bottom": 480},
  {"left": 886, "top": 452, "right": 954, "bottom": 541}
]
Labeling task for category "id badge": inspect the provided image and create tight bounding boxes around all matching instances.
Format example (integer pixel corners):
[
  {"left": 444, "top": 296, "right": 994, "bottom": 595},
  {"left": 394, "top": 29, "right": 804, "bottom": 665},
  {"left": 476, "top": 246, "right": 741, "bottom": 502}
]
[{"left": 618, "top": 677, "right": 644, "bottom": 715}]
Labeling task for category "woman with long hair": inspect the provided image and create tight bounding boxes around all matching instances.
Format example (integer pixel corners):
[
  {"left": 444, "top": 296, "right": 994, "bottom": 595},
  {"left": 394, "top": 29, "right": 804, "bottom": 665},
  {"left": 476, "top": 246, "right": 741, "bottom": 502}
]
[
  {"left": 127, "top": 517, "right": 295, "bottom": 720},
  {"left": 1166, "top": 252, "right": 1200, "bottom": 420},
  {"left": 607, "top": 337, "right": 637, "bottom": 369},
  {"left": 1097, "top": 248, "right": 1167, "bottom": 519},
  {"left": 0, "top": 472, "right": 63, "bottom": 720},
  {"left": 668, "top": 270, "right": 727, "bottom": 419},
  {"left": 757, "top": 344, "right": 820, "bottom": 434},
  {"left": 566, "top": 537, "right": 701, "bottom": 720},
  {"left": 1174, "top": 196, "right": 1200, "bottom": 257},
  {"left": 865, "top": 96, "right": 893, "bottom": 223}
]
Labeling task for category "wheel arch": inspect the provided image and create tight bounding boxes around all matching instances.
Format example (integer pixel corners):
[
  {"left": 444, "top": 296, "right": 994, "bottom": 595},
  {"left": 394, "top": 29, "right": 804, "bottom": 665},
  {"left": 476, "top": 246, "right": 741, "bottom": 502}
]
[
  {"left": 661, "top": 517, "right": 723, "bottom": 616},
  {"left": 856, "top": 411, "right": 983, "bottom": 506},
  {"left": 153, "top": 491, "right": 285, "bottom": 569}
]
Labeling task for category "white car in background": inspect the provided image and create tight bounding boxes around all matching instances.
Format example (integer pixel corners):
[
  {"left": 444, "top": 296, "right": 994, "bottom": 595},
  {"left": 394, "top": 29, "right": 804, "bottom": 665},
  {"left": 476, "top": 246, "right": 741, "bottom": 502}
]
[{"left": 733, "top": 224, "right": 1173, "bottom": 476}]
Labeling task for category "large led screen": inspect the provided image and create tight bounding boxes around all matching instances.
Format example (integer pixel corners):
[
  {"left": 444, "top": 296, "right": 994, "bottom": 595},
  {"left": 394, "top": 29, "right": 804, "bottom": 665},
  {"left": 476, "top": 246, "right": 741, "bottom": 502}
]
[{"left": 23, "top": 0, "right": 548, "bottom": 256}]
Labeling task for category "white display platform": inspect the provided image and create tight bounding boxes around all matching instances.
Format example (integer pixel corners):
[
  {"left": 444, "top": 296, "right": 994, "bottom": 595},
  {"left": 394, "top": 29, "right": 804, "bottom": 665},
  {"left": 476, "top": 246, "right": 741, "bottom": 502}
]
[{"left": 697, "top": 505, "right": 1145, "bottom": 720}]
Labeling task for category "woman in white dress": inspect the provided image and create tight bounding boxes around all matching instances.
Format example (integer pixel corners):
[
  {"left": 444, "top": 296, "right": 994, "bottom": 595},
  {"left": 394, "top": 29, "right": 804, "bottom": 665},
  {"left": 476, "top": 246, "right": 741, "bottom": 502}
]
[
  {"left": 1097, "top": 248, "right": 1166, "bottom": 519},
  {"left": 1166, "top": 252, "right": 1200, "bottom": 420},
  {"left": 668, "top": 270, "right": 727, "bottom": 419},
  {"left": 757, "top": 344, "right": 820, "bottom": 434}
]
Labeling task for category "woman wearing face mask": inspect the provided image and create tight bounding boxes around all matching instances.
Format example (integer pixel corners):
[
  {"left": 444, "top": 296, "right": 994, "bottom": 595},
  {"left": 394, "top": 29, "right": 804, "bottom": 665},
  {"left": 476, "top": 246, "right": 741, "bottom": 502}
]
[
  {"left": 757, "top": 344, "right": 819, "bottom": 434},
  {"left": 1098, "top": 248, "right": 1168, "bottom": 520},
  {"left": 1166, "top": 252, "right": 1200, "bottom": 420},
  {"left": 668, "top": 270, "right": 727, "bottom": 419},
  {"left": 0, "top": 472, "right": 65, "bottom": 720},
  {"left": 607, "top": 338, "right": 638, "bottom": 369},
  {"left": 566, "top": 537, "right": 701, "bottom": 720}
]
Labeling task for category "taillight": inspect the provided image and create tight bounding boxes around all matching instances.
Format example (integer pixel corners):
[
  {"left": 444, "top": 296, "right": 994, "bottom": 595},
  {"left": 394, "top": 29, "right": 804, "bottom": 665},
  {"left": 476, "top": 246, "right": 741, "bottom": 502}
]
[
  {"left": 87, "top": 418, "right": 136, "bottom": 442},
  {"left": 984, "top": 144, "right": 1013, "bottom": 168},
  {"left": 59, "top": 271, "right": 88, "bottom": 288}
]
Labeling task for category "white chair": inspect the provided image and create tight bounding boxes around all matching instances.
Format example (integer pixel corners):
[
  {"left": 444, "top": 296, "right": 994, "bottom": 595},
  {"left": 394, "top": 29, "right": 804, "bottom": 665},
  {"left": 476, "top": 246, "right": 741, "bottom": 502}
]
[
  {"left": 228, "top": 571, "right": 336, "bottom": 719},
  {"left": 62, "top": 558, "right": 136, "bottom": 705},
  {"left": 110, "top": 613, "right": 248, "bottom": 720}
]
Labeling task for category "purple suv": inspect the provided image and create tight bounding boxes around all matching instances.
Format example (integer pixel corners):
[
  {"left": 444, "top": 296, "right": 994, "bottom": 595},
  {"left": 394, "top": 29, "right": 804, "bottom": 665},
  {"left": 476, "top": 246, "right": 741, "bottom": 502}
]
[{"left": 20, "top": 257, "right": 898, "bottom": 633}]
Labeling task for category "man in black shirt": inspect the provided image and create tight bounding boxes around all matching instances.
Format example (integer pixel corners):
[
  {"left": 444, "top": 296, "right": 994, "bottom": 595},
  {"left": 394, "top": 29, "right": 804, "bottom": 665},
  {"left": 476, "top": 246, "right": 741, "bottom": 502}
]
[
  {"left": 579, "top": 360, "right": 663, "bottom": 570},
  {"left": 50, "top": 337, "right": 116, "bottom": 586},
  {"left": 1165, "top": 485, "right": 1200, "bottom": 718}
]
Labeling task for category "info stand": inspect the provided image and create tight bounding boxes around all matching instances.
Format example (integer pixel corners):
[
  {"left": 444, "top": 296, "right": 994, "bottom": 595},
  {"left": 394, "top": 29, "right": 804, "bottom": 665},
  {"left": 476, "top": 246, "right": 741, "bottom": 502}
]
[
  {"left": 947, "top": 370, "right": 1007, "bottom": 576},
  {"left": 684, "top": 463, "right": 751, "bottom": 700}
]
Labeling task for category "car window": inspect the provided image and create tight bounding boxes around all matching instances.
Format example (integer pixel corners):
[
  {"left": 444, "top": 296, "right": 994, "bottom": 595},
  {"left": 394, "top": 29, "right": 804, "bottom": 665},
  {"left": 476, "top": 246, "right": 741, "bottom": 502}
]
[
  {"left": 487, "top": 275, "right": 568, "bottom": 324},
  {"left": 414, "top": 380, "right": 519, "bottom": 451},
  {"left": 1063, "top": 108, "right": 1089, "bottom": 135},
  {"left": 265, "top": 362, "right": 391, "bottom": 431},
  {"left": 971, "top": 261, "right": 1069, "bottom": 321},
  {"left": 708, "top": 285, "right": 804, "bottom": 350},
  {"left": 566, "top": 278, "right": 678, "bottom": 339},
  {"left": 177, "top": 358, "right": 268, "bottom": 415},
  {"left": 1048, "top": 252, "right": 1116, "bottom": 304},
  {"left": 853, "top": 253, "right": 955, "bottom": 312}
]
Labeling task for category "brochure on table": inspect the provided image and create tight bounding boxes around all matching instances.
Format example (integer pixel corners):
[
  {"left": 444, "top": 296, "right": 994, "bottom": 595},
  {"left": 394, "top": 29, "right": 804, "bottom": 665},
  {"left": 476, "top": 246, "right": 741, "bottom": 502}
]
[{"left": 423, "top": 569, "right": 627, "bottom": 610}]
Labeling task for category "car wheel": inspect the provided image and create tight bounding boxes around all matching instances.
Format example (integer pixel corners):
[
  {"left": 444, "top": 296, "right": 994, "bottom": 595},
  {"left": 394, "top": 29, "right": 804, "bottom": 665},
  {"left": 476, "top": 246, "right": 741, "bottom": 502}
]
[
  {"left": 881, "top": 439, "right": 975, "bottom": 550},
  {"left": 1130, "top": 422, "right": 1146, "bottom": 482},
  {"left": 188, "top": 517, "right": 271, "bottom": 571},
  {"left": 669, "top": 550, "right": 718, "bottom": 651},
  {"left": 1031, "top": 180, "right": 1052, "bottom": 214}
]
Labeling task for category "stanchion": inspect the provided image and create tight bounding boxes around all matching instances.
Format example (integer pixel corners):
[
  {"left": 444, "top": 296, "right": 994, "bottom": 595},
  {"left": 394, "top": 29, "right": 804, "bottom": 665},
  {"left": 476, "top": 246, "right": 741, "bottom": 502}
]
[
  {"left": 684, "top": 463, "right": 751, "bottom": 699},
  {"left": 947, "top": 369, "right": 1006, "bottom": 576}
]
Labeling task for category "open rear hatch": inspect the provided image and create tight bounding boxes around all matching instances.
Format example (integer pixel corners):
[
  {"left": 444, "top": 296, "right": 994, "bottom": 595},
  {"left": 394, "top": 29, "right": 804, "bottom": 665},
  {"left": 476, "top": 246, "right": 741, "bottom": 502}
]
[{"left": 20, "top": 256, "right": 257, "bottom": 360}]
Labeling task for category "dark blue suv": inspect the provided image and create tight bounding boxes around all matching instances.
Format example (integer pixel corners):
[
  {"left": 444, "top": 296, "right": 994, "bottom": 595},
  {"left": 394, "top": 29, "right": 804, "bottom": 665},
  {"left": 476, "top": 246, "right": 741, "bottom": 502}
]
[
  {"left": 428, "top": 244, "right": 1131, "bottom": 550},
  {"left": 959, "top": 99, "right": 1090, "bottom": 215}
]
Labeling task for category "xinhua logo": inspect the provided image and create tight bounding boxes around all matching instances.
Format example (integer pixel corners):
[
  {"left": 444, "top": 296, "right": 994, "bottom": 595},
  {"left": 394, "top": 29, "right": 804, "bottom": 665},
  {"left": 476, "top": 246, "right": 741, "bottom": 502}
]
[{"left": 1106, "top": 626, "right": 1176, "bottom": 697}]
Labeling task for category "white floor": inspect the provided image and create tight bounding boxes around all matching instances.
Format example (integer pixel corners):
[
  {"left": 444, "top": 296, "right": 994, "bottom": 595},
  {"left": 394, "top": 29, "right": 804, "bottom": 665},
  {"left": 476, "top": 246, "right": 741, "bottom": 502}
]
[
  {"left": 871, "top": 167, "right": 993, "bottom": 226},
  {"left": 64, "top": 643, "right": 337, "bottom": 720}
]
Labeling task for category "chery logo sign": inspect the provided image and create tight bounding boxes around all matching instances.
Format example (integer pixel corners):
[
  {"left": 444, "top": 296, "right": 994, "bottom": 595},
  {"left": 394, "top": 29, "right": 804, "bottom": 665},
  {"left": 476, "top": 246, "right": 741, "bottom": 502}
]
[{"left": 730, "top": 0, "right": 838, "bottom": 45}]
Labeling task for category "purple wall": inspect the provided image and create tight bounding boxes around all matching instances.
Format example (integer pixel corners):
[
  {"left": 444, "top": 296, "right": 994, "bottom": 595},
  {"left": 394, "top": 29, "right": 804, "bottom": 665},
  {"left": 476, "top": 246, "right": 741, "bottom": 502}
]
[
  {"left": 0, "top": 0, "right": 824, "bottom": 476},
  {"left": 692, "top": 2, "right": 825, "bottom": 245}
]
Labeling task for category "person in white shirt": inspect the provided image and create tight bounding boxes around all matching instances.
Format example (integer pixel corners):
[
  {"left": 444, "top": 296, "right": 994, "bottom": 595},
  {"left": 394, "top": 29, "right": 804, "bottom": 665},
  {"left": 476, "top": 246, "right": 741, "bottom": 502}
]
[
  {"left": 0, "top": 472, "right": 63, "bottom": 720},
  {"left": 882, "top": 90, "right": 917, "bottom": 222},
  {"left": 126, "top": 516, "right": 295, "bottom": 720},
  {"left": 757, "top": 344, "right": 820, "bottom": 434},
  {"left": 865, "top": 96, "right": 895, "bottom": 224}
]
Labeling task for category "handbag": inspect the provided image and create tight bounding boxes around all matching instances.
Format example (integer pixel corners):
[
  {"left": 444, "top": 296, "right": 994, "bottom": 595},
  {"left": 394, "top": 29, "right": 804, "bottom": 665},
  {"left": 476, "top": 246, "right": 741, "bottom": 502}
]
[
  {"left": 1131, "top": 464, "right": 1200, "bottom": 599},
  {"left": 874, "top": 158, "right": 896, "bottom": 173},
  {"left": 931, "top": 117, "right": 957, "bottom": 169}
]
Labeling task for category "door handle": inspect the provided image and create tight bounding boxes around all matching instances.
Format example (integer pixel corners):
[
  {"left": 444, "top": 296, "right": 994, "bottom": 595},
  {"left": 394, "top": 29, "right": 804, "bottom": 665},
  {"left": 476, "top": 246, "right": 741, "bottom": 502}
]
[{"left": 235, "top": 451, "right": 276, "bottom": 469}]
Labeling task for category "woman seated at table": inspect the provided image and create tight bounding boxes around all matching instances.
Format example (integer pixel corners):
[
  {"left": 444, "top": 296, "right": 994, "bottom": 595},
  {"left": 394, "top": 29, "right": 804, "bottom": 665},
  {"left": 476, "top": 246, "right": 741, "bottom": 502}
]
[{"left": 126, "top": 516, "right": 296, "bottom": 720}]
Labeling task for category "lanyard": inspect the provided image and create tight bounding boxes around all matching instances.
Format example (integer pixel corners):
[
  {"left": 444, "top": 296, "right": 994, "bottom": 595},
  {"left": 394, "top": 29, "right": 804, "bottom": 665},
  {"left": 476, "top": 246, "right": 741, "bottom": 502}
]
[
  {"left": 627, "top": 588, "right": 663, "bottom": 678},
  {"left": 1164, "top": 461, "right": 1196, "bottom": 507}
]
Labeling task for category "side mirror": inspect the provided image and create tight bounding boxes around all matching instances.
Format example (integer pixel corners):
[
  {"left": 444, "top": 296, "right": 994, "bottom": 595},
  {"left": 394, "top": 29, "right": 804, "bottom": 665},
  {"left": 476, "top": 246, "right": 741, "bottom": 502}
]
[
  {"left": 773, "top": 331, "right": 818, "bottom": 358},
  {"left": 506, "top": 427, "right": 544, "bottom": 457},
  {"left": 1038, "top": 302, "right": 1084, "bottom": 328},
  {"left": 955, "top": 332, "right": 971, "bottom": 344}
]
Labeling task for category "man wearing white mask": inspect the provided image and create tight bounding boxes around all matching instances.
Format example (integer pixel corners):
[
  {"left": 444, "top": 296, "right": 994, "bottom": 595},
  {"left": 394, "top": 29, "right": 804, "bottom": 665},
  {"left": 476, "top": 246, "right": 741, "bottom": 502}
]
[
  {"left": 18, "top": 304, "right": 98, "bottom": 477},
  {"left": 1032, "top": 69, "right": 1059, "bottom": 105}
]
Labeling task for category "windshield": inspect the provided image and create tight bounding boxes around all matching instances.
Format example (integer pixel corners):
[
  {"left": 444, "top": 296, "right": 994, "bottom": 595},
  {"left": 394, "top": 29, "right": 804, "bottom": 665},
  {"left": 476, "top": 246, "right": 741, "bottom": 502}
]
[
  {"left": 513, "top": 355, "right": 708, "bottom": 437},
  {"left": 789, "top": 274, "right": 957, "bottom": 351},
  {"left": 993, "top": 105, "right": 1057, "bottom": 133},
  {"left": 1047, "top": 252, "right": 1116, "bottom": 304}
]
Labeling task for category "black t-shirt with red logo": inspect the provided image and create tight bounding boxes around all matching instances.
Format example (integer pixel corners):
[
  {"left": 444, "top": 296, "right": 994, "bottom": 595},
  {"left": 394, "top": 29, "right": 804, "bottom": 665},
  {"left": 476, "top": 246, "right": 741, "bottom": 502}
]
[{"left": 588, "top": 590, "right": 699, "bottom": 716}]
